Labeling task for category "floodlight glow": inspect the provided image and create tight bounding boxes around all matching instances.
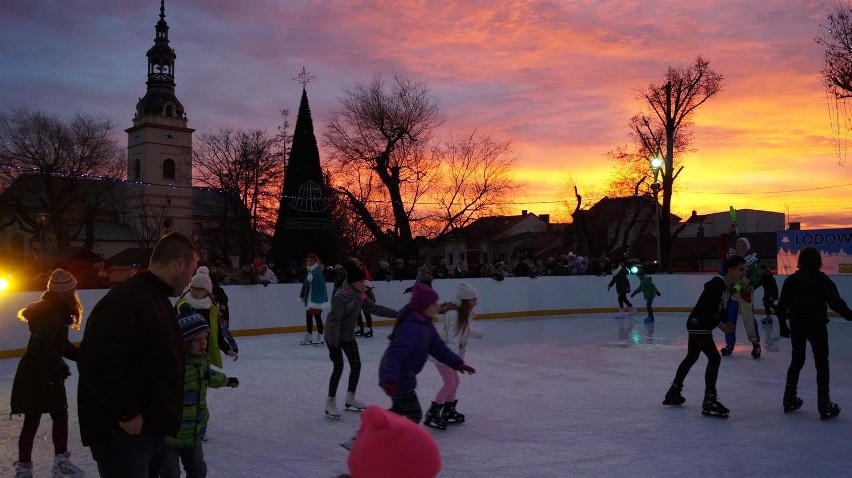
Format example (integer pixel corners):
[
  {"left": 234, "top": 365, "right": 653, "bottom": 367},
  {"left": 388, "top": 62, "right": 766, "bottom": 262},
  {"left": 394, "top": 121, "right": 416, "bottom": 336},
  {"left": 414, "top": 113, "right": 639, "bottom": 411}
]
[
  {"left": 649, "top": 157, "right": 664, "bottom": 170},
  {"left": 0, "top": 277, "right": 8, "bottom": 291}
]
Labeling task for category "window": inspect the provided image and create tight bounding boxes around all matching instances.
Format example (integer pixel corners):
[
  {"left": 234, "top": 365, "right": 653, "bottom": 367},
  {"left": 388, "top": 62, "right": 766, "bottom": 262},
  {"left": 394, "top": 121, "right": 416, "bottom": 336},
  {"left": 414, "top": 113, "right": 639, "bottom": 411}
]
[
  {"left": 163, "top": 218, "right": 172, "bottom": 230},
  {"left": 133, "top": 159, "right": 140, "bottom": 181},
  {"left": 162, "top": 159, "right": 175, "bottom": 179}
]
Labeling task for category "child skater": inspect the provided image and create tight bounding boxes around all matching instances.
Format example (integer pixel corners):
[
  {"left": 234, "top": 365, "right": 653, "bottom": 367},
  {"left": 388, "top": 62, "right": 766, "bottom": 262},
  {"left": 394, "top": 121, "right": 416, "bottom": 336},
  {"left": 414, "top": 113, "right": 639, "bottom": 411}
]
[
  {"left": 775, "top": 247, "right": 852, "bottom": 419},
  {"left": 379, "top": 282, "right": 476, "bottom": 424},
  {"left": 11, "top": 269, "right": 84, "bottom": 478},
  {"left": 757, "top": 264, "right": 779, "bottom": 324},
  {"left": 161, "top": 308, "right": 239, "bottom": 478},
  {"left": 428, "top": 282, "right": 484, "bottom": 430},
  {"left": 176, "top": 269, "right": 238, "bottom": 370},
  {"left": 717, "top": 229, "right": 762, "bottom": 358},
  {"left": 607, "top": 265, "right": 636, "bottom": 318},
  {"left": 324, "top": 264, "right": 398, "bottom": 419},
  {"left": 300, "top": 252, "right": 329, "bottom": 345},
  {"left": 662, "top": 255, "right": 745, "bottom": 417},
  {"left": 630, "top": 267, "right": 662, "bottom": 324}
]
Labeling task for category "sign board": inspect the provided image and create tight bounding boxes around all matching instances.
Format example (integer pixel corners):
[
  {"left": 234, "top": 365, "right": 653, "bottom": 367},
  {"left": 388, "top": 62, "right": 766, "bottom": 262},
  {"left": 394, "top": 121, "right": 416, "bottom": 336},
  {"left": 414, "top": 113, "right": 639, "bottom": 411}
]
[{"left": 777, "top": 228, "right": 852, "bottom": 275}]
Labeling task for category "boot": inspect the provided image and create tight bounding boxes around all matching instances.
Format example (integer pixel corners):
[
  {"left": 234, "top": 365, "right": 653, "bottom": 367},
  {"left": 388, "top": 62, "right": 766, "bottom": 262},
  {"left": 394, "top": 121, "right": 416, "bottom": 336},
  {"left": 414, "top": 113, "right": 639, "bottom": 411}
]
[
  {"left": 325, "top": 396, "right": 341, "bottom": 420},
  {"left": 363, "top": 327, "right": 374, "bottom": 338},
  {"left": 14, "top": 461, "right": 33, "bottom": 478},
  {"left": 783, "top": 385, "right": 803, "bottom": 413},
  {"left": 614, "top": 308, "right": 626, "bottom": 318},
  {"left": 355, "top": 327, "right": 365, "bottom": 336},
  {"left": 751, "top": 342, "right": 761, "bottom": 359},
  {"left": 53, "top": 452, "right": 84, "bottom": 478},
  {"left": 818, "top": 388, "right": 841, "bottom": 420},
  {"left": 300, "top": 332, "right": 313, "bottom": 345},
  {"left": 720, "top": 345, "right": 734, "bottom": 356},
  {"left": 442, "top": 399, "right": 466, "bottom": 424},
  {"left": 627, "top": 307, "right": 638, "bottom": 316},
  {"left": 662, "top": 383, "right": 686, "bottom": 405},
  {"left": 761, "top": 315, "right": 773, "bottom": 324},
  {"left": 313, "top": 333, "right": 325, "bottom": 346},
  {"left": 344, "top": 391, "right": 366, "bottom": 411},
  {"left": 701, "top": 393, "right": 729, "bottom": 417},
  {"left": 424, "top": 402, "right": 447, "bottom": 430}
]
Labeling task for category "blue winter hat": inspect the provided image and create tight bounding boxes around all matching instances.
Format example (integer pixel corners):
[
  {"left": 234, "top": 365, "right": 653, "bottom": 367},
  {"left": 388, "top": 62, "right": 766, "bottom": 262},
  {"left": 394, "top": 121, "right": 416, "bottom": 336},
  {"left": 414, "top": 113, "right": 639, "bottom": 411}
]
[{"left": 177, "top": 311, "right": 209, "bottom": 345}]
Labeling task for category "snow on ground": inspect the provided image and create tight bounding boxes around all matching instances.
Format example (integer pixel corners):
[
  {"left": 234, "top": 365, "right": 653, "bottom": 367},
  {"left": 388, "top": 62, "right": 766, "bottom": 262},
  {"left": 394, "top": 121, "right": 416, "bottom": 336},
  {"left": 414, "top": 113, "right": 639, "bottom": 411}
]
[{"left": 1, "top": 312, "right": 851, "bottom": 477}]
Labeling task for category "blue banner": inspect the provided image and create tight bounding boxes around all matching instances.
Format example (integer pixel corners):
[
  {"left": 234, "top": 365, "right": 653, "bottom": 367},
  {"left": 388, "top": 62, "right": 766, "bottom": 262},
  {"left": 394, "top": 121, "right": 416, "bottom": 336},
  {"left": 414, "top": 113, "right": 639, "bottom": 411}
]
[{"left": 777, "top": 228, "right": 852, "bottom": 275}]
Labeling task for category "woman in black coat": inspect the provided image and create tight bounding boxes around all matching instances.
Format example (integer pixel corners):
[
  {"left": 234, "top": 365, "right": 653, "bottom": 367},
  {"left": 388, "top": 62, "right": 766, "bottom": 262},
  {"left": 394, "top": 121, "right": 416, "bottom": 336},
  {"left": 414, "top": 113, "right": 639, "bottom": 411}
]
[{"left": 11, "top": 268, "right": 84, "bottom": 477}]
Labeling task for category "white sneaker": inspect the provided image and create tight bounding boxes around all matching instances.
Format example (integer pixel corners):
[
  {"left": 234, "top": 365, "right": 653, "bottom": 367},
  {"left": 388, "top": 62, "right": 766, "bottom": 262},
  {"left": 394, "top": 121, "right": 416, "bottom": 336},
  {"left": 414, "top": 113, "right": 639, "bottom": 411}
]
[
  {"left": 313, "top": 333, "right": 325, "bottom": 346},
  {"left": 627, "top": 307, "right": 638, "bottom": 316},
  {"left": 14, "top": 461, "right": 33, "bottom": 478},
  {"left": 614, "top": 309, "right": 626, "bottom": 318},
  {"left": 345, "top": 391, "right": 367, "bottom": 411},
  {"left": 53, "top": 452, "right": 84, "bottom": 478},
  {"left": 325, "top": 396, "right": 341, "bottom": 419},
  {"left": 300, "top": 333, "right": 313, "bottom": 345}
]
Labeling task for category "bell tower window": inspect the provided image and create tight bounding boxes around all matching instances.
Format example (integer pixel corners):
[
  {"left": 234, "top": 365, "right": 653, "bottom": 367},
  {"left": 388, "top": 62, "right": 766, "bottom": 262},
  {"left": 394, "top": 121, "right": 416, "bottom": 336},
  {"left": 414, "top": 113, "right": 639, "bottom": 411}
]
[
  {"left": 163, "top": 159, "right": 175, "bottom": 179},
  {"left": 133, "top": 159, "right": 141, "bottom": 181}
]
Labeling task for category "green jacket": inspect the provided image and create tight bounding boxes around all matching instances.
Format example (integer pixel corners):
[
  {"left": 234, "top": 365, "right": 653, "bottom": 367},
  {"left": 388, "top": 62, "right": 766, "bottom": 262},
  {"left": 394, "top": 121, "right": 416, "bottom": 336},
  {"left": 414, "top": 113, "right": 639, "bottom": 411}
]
[
  {"left": 631, "top": 276, "right": 661, "bottom": 300},
  {"left": 165, "top": 352, "right": 229, "bottom": 448}
]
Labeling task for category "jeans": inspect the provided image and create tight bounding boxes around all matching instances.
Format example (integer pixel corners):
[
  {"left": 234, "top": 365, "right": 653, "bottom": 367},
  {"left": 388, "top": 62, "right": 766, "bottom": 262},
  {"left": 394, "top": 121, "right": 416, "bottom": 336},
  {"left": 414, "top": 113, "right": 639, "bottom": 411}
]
[
  {"left": 89, "top": 431, "right": 165, "bottom": 478},
  {"left": 161, "top": 444, "right": 207, "bottom": 478},
  {"left": 786, "top": 320, "right": 830, "bottom": 391}
]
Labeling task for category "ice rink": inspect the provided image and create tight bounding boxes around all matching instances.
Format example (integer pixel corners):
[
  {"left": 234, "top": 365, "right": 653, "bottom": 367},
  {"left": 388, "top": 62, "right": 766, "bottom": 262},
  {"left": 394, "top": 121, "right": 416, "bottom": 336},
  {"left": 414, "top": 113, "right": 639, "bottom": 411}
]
[{"left": 1, "top": 312, "right": 851, "bottom": 477}]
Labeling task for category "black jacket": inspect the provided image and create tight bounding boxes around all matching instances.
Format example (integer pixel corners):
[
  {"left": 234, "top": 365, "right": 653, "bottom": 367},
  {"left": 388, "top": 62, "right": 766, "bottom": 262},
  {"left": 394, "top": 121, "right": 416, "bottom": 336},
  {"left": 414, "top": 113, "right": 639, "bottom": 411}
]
[
  {"left": 77, "top": 272, "right": 184, "bottom": 446},
  {"left": 686, "top": 276, "right": 730, "bottom": 333},
  {"left": 776, "top": 269, "right": 852, "bottom": 325},
  {"left": 11, "top": 299, "right": 79, "bottom": 415}
]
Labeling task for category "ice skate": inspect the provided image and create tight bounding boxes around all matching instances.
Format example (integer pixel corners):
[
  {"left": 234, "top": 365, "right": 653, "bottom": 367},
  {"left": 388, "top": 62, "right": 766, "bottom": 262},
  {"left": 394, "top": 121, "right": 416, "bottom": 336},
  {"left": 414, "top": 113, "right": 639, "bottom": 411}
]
[
  {"left": 783, "top": 396, "right": 803, "bottom": 413},
  {"left": 344, "top": 391, "right": 367, "bottom": 411},
  {"left": 424, "top": 402, "right": 447, "bottom": 430},
  {"left": 53, "top": 452, "right": 84, "bottom": 478},
  {"left": 363, "top": 327, "right": 373, "bottom": 338},
  {"left": 662, "top": 384, "right": 686, "bottom": 406},
  {"left": 300, "top": 332, "right": 313, "bottom": 345},
  {"left": 325, "top": 396, "right": 341, "bottom": 420},
  {"left": 627, "top": 307, "right": 638, "bottom": 316},
  {"left": 643, "top": 316, "right": 654, "bottom": 324},
  {"left": 818, "top": 390, "right": 841, "bottom": 420},
  {"left": 720, "top": 345, "right": 733, "bottom": 357},
  {"left": 313, "top": 333, "right": 325, "bottom": 346},
  {"left": 13, "top": 461, "right": 33, "bottom": 478},
  {"left": 613, "top": 308, "right": 626, "bottom": 318},
  {"left": 751, "top": 342, "right": 761, "bottom": 359},
  {"left": 441, "top": 399, "right": 466, "bottom": 424},
  {"left": 761, "top": 316, "right": 773, "bottom": 324},
  {"left": 355, "top": 327, "right": 365, "bottom": 336},
  {"left": 701, "top": 394, "right": 729, "bottom": 418}
]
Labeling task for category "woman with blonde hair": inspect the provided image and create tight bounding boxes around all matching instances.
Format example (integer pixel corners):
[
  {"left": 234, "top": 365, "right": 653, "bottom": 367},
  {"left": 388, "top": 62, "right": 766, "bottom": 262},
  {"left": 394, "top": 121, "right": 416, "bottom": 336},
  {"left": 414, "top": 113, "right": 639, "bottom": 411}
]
[{"left": 11, "top": 268, "right": 85, "bottom": 478}]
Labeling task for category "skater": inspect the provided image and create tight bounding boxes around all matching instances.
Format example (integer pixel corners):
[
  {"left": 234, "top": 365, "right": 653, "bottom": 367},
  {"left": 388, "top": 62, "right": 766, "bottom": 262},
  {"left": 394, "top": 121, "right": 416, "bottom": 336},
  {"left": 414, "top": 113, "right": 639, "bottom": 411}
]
[
  {"left": 630, "top": 267, "right": 661, "bottom": 323},
  {"left": 11, "top": 269, "right": 85, "bottom": 478},
  {"left": 607, "top": 265, "right": 636, "bottom": 318},
  {"left": 757, "top": 264, "right": 778, "bottom": 324},
  {"left": 324, "top": 264, "right": 397, "bottom": 419},
  {"left": 77, "top": 232, "right": 199, "bottom": 477},
  {"left": 379, "top": 282, "right": 476, "bottom": 424},
  {"left": 775, "top": 247, "right": 852, "bottom": 419},
  {"left": 350, "top": 255, "right": 375, "bottom": 337},
  {"left": 340, "top": 405, "right": 442, "bottom": 478},
  {"left": 161, "top": 310, "right": 239, "bottom": 478},
  {"left": 176, "top": 268, "right": 238, "bottom": 369},
  {"left": 299, "top": 252, "right": 329, "bottom": 345},
  {"left": 210, "top": 267, "right": 239, "bottom": 360},
  {"left": 717, "top": 229, "right": 762, "bottom": 358},
  {"left": 662, "top": 255, "right": 746, "bottom": 418},
  {"left": 428, "top": 282, "right": 484, "bottom": 430}
]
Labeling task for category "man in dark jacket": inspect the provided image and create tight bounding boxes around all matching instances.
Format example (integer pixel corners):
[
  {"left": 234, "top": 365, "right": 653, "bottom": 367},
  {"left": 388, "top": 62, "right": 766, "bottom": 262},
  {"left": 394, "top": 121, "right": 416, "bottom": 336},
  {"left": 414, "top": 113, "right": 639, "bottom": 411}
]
[
  {"left": 77, "top": 232, "right": 199, "bottom": 478},
  {"left": 662, "top": 255, "right": 745, "bottom": 417}
]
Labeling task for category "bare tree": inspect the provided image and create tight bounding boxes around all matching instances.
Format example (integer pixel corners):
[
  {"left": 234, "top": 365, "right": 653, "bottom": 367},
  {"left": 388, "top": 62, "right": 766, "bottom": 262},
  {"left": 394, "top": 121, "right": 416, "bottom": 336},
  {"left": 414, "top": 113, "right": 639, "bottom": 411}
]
[
  {"left": 193, "top": 128, "right": 286, "bottom": 263},
  {"left": 630, "top": 56, "right": 723, "bottom": 269},
  {"left": 0, "top": 108, "right": 124, "bottom": 248},
  {"left": 324, "top": 74, "right": 445, "bottom": 257},
  {"left": 816, "top": 1, "right": 852, "bottom": 165}
]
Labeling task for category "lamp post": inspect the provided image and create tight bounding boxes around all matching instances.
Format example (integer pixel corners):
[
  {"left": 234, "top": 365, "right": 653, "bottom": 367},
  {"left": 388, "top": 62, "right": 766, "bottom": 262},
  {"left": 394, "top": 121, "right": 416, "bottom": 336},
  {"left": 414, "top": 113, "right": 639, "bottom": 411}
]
[
  {"left": 35, "top": 212, "right": 50, "bottom": 274},
  {"left": 648, "top": 157, "right": 663, "bottom": 271}
]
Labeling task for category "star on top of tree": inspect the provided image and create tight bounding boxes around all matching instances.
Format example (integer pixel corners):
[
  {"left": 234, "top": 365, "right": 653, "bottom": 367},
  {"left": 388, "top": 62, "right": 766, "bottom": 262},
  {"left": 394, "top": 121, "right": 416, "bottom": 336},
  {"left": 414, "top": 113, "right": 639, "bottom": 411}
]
[{"left": 292, "top": 66, "right": 316, "bottom": 88}]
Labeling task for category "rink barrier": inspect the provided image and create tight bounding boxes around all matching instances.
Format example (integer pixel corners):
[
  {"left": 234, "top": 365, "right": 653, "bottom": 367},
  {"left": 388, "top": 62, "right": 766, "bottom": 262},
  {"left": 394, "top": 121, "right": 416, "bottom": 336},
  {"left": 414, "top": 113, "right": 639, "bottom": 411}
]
[{"left": 2, "top": 274, "right": 851, "bottom": 359}]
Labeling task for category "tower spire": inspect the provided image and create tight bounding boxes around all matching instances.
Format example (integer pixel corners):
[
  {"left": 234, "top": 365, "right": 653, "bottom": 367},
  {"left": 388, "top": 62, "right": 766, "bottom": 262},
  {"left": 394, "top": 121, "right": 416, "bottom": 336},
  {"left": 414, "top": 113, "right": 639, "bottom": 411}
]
[{"left": 133, "top": 0, "right": 185, "bottom": 121}]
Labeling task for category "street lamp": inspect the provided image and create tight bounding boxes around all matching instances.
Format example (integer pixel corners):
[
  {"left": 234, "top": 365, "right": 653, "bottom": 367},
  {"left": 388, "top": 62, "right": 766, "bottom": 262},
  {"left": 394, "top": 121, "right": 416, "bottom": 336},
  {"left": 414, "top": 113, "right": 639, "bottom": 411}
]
[
  {"left": 35, "top": 212, "right": 50, "bottom": 273},
  {"left": 648, "top": 157, "right": 663, "bottom": 270}
]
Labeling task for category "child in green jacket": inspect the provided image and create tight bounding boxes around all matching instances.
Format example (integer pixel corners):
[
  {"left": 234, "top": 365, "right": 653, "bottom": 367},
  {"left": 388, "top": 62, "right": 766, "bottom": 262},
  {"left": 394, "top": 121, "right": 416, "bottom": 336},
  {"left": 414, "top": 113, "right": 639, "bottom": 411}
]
[
  {"left": 161, "top": 310, "right": 239, "bottom": 478},
  {"left": 631, "top": 268, "right": 662, "bottom": 324}
]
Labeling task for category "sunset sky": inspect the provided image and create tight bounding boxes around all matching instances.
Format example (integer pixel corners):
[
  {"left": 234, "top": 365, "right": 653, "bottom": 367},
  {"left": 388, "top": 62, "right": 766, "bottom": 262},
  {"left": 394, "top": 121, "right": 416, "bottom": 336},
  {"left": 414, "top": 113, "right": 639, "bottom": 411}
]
[{"left": 2, "top": 0, "right": 850, "bottom": 229}]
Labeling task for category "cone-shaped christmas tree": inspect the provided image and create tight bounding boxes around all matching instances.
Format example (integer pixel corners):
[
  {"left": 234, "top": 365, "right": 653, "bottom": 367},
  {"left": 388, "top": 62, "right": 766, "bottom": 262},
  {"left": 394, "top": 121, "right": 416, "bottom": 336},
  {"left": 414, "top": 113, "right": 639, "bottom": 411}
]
[{"left": 269, "top": 86, "right": 337, "bottom": 269}]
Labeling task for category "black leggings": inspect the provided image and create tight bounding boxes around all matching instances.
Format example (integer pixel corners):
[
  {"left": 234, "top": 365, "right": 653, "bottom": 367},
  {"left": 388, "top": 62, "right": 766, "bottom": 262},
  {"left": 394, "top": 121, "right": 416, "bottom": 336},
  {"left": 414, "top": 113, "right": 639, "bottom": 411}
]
[
  {"left": 672, "top": 333, "right": 721, "bottom": 396},
  {"left": 357, "top": 310, "right": 373, "bottom": 329},
  {"left": 18, "top": 409, "right": 68, "bottom": 462},
  {"left": 617, "top": 293, "right": 633, "bottom": 309},
  {"left": 327, "top": 340, "right": 361, "bottom": 397},
  {"left": 306, "top": 311, "right": 324, "bottom": 334},
  {"left": 786, "top": 321, "right": 830, "bottom": 391},
  {"left": 390, "top": 390, "right": 423, "bottom": 424}
]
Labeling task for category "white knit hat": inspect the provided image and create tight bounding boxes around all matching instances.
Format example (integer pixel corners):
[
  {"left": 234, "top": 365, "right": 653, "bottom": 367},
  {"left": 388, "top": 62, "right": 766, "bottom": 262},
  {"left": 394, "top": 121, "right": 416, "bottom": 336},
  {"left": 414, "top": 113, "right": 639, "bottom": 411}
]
[
  {"left": 48, "top": 268, "right": 77, "bottom": 293},
  {"left": 736, "top": 237, "right": 750, "bottom": 251},
  {"left": 189, "top": 272, "right": 213, "bottom": 293},
  {"left": 456, "top": 282, "right": 478, "bottom": 301},
  {"left": 195, "top": 266, "right": 210, "bottom": 276}
]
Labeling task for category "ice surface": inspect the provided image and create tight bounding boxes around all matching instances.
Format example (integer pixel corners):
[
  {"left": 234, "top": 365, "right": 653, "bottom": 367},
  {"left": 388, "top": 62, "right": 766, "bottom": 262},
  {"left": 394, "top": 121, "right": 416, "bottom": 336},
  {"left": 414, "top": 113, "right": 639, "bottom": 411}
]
[{"left": 1, "top": 313, "right": 850, "bottom": 477}]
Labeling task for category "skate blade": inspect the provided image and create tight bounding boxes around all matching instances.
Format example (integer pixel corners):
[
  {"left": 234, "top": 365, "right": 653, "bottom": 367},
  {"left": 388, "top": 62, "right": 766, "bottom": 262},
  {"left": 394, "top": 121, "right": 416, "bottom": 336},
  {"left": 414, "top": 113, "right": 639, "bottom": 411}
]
[
  {"left": 662, "top": 400, "right": 685, "bottom": 406},
  {"left": 339, "top": 439, "right": 355, "bottom": 450},
  {"left": 344, "top": 406, "right": 365, "bottom": 412},
  {"left": 325, "top": 413, "right": 341, "bottom": 420},
  {"left": 701, "top": 411, "right": 729, "bottom": 418}
]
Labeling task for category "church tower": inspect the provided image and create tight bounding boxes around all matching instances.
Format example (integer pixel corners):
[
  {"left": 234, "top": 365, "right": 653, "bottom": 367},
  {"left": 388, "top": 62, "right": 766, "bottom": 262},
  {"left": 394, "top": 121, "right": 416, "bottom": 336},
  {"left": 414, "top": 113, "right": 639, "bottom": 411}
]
[{"left": 125, "top": 0, "right": 194, "bottom": 241}]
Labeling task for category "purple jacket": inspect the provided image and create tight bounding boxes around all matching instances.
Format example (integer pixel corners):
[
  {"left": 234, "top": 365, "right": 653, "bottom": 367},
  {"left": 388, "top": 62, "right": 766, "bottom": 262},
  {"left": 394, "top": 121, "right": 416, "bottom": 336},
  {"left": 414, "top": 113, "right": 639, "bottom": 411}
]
[{"left": 379, "top": 307, "right": 463, "bottom": 394}]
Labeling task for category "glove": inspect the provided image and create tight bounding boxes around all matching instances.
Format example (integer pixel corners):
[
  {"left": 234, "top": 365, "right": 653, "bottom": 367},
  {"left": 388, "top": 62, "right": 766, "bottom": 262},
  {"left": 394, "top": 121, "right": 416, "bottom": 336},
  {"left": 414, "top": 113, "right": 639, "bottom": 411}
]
[
  {"left": 719, "top": 322, "right": 734, "bottom": 333},
  {"left": 227, "top": 377, "right": 240, "bottom": 387},
  {"left": 380, "top": 382, "right": 397, "bottom": 397},
  {"left": 454, "top": 363, "right": 476, "bottom": 374},
  {"left": 227, "top": 350, "right": 239, "bottom": 361},
  {"left": 656, "top": 292, "right": 662, "bottom": 297}
]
